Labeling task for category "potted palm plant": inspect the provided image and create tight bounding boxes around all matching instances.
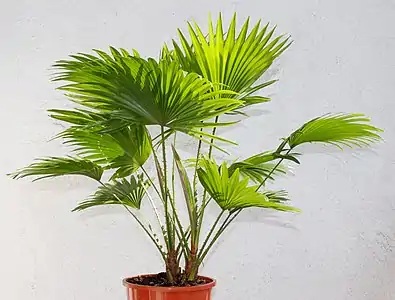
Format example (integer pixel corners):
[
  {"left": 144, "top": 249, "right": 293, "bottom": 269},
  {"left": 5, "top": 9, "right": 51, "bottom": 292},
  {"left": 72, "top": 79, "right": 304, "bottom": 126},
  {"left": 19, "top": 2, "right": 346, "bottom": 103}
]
[{"left": 10, "top": 14, "right": 382, "bottom": 300}]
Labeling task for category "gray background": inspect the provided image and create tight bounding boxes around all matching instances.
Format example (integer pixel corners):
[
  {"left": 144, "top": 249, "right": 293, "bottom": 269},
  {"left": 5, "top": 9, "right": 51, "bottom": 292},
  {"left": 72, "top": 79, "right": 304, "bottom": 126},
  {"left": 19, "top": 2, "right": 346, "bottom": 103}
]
[{"left": 1, "top": 0, "right": 394, "bottom": 299}]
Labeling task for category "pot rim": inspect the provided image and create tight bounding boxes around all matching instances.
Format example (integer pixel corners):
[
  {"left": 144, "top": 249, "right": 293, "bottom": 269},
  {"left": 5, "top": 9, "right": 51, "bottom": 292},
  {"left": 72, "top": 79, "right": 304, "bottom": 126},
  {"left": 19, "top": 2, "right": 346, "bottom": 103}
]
[{"left": 122, "top": 274, "right": 216, "bottom": 292}]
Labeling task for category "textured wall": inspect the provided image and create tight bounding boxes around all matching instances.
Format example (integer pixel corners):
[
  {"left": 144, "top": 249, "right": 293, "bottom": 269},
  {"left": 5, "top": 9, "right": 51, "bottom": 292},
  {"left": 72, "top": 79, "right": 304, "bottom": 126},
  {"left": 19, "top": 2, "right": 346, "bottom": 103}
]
[{"left": 1, "top": 1, "right": 394, "bottom": 299}]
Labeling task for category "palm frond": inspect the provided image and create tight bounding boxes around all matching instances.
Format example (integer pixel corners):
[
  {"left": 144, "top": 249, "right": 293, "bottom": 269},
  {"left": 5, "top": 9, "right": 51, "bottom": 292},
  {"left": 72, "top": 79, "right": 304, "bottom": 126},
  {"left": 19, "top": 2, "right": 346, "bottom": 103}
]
[
  {"left": 197, "top": 157, "right": 299, "bottom": 212},
  {"left": 228, "top": 151, "right": 299, "bottom": 183},
  {"left": 288, "top": 113, "right": 383, "bottom": 149},
  {"left": 50, "top": 109, "right": 152, "bottom": 179},
  {"left": 53, "top": 48, "right": 242, "bottom": 137},
  {"left": 229, "top": 161, "right": 287, "bottom": 183},
  {"left": 235, "top": 80, "right": 276, "bottom": 108},
  {"left": 262, "top": 190, "right": 290, "bottom": 203},
  {"left": 10, "top": 157, "right": 103, "bottom": 181},
  {"left": 169, "top": 13, "right": 291, "bottom": 108},
  {"left": 107, "top": 124, "right": 152, "bottom": 179},
  {"left": 48, "top": 108, "right": 104, "bottom": 125},
  {"left": 58, "top": 127, "right": 124, "bottom": 165},
  {"left": 242, "top": 151, "right": 300, "bottom": 165},
  {"left": 73, "top": 174, "right": 149, "bottom": 211}
]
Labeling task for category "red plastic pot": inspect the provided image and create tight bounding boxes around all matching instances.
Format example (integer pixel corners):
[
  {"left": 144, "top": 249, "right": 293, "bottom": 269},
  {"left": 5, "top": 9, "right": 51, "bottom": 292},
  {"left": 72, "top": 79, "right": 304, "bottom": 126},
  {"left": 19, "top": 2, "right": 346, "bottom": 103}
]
[{"left": 123, "top": 275, "right": 216, "bottom": 300}]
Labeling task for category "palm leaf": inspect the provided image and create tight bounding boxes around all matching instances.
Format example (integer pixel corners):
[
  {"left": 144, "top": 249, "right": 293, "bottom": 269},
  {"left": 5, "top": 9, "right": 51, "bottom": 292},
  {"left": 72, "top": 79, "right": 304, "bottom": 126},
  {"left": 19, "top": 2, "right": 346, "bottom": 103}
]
[
  {"left": 50, "top": 109, "right": 152, "bottom": 179},
  {"left": 229, "top": 161, "right": 287, "bottom": 183},
  {"left": 10, "top": 157, "right": 103, "bottom": 181},
  {"left": 58, "top": 126, "right": 124, "bottom": 165},
  {"left": 197, "top": 157, "right": 298, "bottom": 212},
  {"left": 288, "top": 113, "right": 383, "bottom": 149},
  {"left": 73, "top": 174, "right": 149, "bottom": 211},
  {"left": 262, "top": 190, "right": 290, "bottom": 203},
  {"left": 169, "top": 13, "right": 291, "bottom": 109},
  {"left": 228, "top": 151, "right": 299, "bottom": 183},
  {"left": 53, "top": 49, "right": 242, "bottom": 138},
  {"left": 107, "top": 124, "right": 152, "bottom": 179},
  {"left": 48, "top": 108, "right": 104, "bottom": 125}
]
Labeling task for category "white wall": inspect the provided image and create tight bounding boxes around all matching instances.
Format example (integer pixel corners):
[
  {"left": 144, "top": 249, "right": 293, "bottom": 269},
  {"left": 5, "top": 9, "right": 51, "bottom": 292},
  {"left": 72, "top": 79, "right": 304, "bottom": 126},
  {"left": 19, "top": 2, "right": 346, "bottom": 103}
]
[{"left": 1, "top": 1, "right": 394, "bottom": 299}]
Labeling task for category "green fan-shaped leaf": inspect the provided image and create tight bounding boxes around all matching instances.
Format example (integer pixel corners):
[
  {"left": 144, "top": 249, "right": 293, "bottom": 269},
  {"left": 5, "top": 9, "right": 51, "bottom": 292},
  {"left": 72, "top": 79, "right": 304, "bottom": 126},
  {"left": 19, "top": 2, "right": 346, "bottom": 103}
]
[
  {"left": 229, "top": 161, "right": 287, "bottom": 183},
  {"left": 197, "top": 157, "right": 299, "bottom": 212},
  {"left": 73, "top": 174, "right": 149, "bottom": 211},
  {"left": 53, "top": 49, "right": 242, "bottom": 137},
  {"left": 107, "top": 124, "right": 152, "bottom": 179},
  {"left": 48, "top": 108, "right": 104, "bottom": 125},
  {"left": 228, "top": 151, "right": 299, "bottom": 183},
  {"left": 58, "top": 126, "right": 124, "bottom": 165},
  {"left": 50, "top": 109, "right": 152, "bottom": 179},
  {"left": 10, "top": 157, "right": 103, "bottom": 181},
  {"left": 168, "top": 13, "right": 291, "bottom": 109},
  {"left": 288, "top": 113, "right": 383, "bottom": 149}
]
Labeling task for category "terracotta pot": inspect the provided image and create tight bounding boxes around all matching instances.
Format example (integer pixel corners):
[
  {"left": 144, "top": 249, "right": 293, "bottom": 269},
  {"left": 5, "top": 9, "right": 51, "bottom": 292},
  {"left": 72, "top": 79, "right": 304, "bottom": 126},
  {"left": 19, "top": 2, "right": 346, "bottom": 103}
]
[{"left": 123, "top": 275, "right": 216, "bottom": 300}]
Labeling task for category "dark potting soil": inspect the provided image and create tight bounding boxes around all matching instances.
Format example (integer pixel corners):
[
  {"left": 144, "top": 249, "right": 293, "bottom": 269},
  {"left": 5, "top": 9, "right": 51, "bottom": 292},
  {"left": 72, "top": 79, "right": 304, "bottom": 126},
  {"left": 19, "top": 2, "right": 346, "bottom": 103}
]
[{"left": 126, "top": 272, "right": 211, "bottom": 287}]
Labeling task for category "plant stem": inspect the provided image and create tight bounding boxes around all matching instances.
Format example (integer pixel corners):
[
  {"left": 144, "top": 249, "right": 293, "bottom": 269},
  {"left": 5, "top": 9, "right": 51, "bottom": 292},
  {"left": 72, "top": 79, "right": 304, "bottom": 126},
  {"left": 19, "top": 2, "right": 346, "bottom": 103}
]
[
  {"left": 141, "top": 165, "right": 162, "bottom": 201},
  {"left": 127, "top": 210, "right": 166, "bottom": 261},
  {"left": 195, "top": 116, "right": 219, "bottom": 253},
  {"left": 207, "top": 116, "right": 219, "bottom": 158},
  {"left": 160, "top": 126, "right": 179, "bottom": 283},
  {"left": 198, "top": 212, "right": 232, "bottom": 262},
  {"left": 140, "top": 165, "right": 168, "bottom": 246},
  {"left": 176, "top": 197, "right": 212, "bottom": 261},
  {"left": 171, "top": 133, "right": 177, "bottom": 250},
  {"left": 197, "top": 210, "right": 225, "bottom": 259},
  {"left": 97, "top": 180, "right": 166, "bottom": 261},
  {"left": 160, "top": 126, "right": 174, "bottom": 249},
  {"left": 161, "top": 127, "right": 168, "bottom": 203},
  {"left": 171, "top": 133, "right": 177, "bottom": 202},
  {"left": 167, "top": 192, "right": 190, "bottom": 254},
  {"left": 195, "top": 210, "right": 239, "bottom": 270},
  {"left": 255, "top": 141, "right": 291, "bottom": 191},
  {"left": 255, "top": 159, "right": 284, "bottom": 191},
  {"left": 192, "top": 136, "right": 203, "bottom": 191},
  {"left": 143, "top": 187, "right": 168, "bottom": 245}
]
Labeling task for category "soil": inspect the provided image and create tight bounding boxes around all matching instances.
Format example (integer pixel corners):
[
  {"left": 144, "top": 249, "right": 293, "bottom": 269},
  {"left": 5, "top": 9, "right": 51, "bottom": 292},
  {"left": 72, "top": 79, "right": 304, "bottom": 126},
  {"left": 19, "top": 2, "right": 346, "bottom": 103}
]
[{"left": 126, "top": 272, "right": 211, "bottom": 287}]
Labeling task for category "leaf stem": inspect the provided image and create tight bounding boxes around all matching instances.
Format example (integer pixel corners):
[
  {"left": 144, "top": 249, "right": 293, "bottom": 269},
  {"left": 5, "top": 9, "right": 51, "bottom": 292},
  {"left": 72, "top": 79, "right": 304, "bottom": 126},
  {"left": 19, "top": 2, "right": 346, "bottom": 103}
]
[
  {"left": 255, "top": 140, "right": 291, "bottom": 191},
  {"left": 197, "top": 210, "right": 225, "bottom": 259},
  {"left": 143, "top": 186, "right": 167, "bottom": 245},
  {"left": 141, "top": 165, "right": 163, "bottom": 201},
  {"left": 97, "top": 180, "right": 166, "bottom": 261},
  {"left": 160, "top": 126, "right": 174, "bottom": 250},
  {"left": 176, "top": 198, "right": 211, "bottom": 261},
  {"left": 192, "top": 131, "right": 203, "bottom": 191},
  {"left": 167, "top": 192, "right": 190, "bottom": 254},
  {"left": 172, "top": 133, "right": 177, "bottom": 201},
  {"left": 171, "top": 133, "right": 177, "bottom": 248},
  {"left": 195, "top": 116, "right": 219, "bottom": 250},
  {"left": 195, "top": 209, "right": 240, "bottom": 267}
]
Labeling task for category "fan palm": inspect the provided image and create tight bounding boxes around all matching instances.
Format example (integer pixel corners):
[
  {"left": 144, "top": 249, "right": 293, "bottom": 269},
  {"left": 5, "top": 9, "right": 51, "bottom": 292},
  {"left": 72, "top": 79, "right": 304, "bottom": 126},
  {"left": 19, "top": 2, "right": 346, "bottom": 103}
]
[
  {"left": 10, "top": 14, "right": 382, "bottom": 285},
  {"left": 165, "top": 13, "right": 291, "bottom": 108}
]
